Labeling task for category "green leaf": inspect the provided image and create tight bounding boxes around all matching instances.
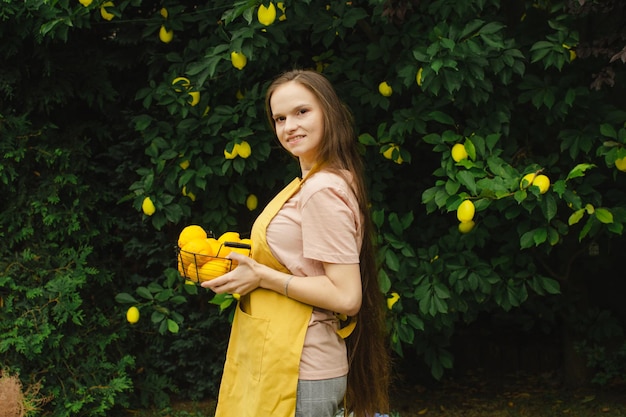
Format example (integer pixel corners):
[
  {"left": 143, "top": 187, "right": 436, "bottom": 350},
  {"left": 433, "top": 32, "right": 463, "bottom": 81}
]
[
  {"left": 378, "top": 269, "right": 391, "bottom": 293},
  {"left": 385, "top": 249, "right": 400, "bottom": 272},
  {"left": 566, "top": 163, "right": 595, "bottom": 180},
  {"left": 428, "top": 111, "right": 455, "bottom": 125},
  {"left": 456, "top": 171, "right": 477, "bottom": 195},
  {"left": 167, "top": 319, "right": 180, "bottom": 334},
  {"left": 568, "top": 208, "right": 585, "bottom": 225},
  {"left": 136, "top": 286, "right": 154, "bottom": 300},
  {"left": 595, "top": 208, "right": 614, "bottom": 224},
  {"left": 115, "top": 293, "right": 138, "bottom": 304},
  {"left": 533, "top": 228, "right": 547, "bottom": 246},
  {"left": 600, "top": 123, "right": 617, "bottom": 139}
]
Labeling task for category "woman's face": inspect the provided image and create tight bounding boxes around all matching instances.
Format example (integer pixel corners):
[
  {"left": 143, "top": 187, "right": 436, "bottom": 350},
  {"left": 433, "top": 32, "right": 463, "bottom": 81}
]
[{"left": 269, "top": 81, "right": 325, "bottom": 170}]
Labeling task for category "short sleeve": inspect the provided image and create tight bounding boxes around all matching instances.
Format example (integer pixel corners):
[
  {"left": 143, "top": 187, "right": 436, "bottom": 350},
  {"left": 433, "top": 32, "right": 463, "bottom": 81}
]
[{"left": 300, "top": 174, "right": 361, "bottom": 264}]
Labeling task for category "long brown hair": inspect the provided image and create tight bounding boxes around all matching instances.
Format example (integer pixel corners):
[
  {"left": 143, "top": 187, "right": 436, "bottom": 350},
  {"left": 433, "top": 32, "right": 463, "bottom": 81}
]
[{"left": 265, "top": 69, "right": 390, "bottom": 416}]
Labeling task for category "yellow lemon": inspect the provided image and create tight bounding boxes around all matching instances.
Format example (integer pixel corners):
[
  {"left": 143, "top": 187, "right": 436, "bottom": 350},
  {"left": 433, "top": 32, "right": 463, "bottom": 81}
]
[
  {"left": 533, "top": 174, "right": 550, "bottom": 194},
  {"left": 199, "top": 258, "right": 232, "bottom": 281},
  {"left": 382, "top": 145, "right": 397, "bottom": 160},
  {"left": 159, "top": 26, "right": 173, "bottom": 43},
  {"left": 160, "top": 7, "right": 168, "bottom": 18},
  {"left": 240, "top": 238, "right": 253, "bottom": 251},
  {"left": 382, "top": 144, "right": 403, "bottom": 164},
  {"left": 451, "top": 143, "right": 468, "bottom": 162},
  {"left": 178, "top": 225, "right": 208, "bottom": 248},
  {"left": 416, "top": 67, "right": 424, "bottom": 87},
  {"left": 218, "top": 231, "right": 241, "bottom": 245},
  {"left": 456, "top": 200, "right": 475, "bottom": 222},
  {"left": 182, "top": 186, "right": 196, "bottom": 201},
  {"left": 237, "top": 141, "right": 252, "bottom": 158},
  {"left": 186, "top": 262, "right": 201, "bottom": 282},
  {"left": 126, "top": 306, "right": 140, "bottom": 324},
  {"left": 257, "top": 2, "right": 277, "bottom": 26},
  {"left": 224, "top": 145, "right": 238, "bottom": 159},
  {"left": 231, "top": 51, "right": 247, "bottom": 70},
  {"left": 277, "top": 2, "right": 286, "bottom": 20},
  {"left": 172, "top": 76, "right": 191, "bottom": 92},
  {"left": 179, "top": 159, "right": 190, "bottom": 170},
  {"left": 79, "top": 0, "right": 93, "bottom": 6},
  {"left": 246, "top": 194, "right": 258, "bottom": 211},
  {"left": 181, "top": 238, "right": 221, "bottom": 268},
  {"left": 141, "top": 196, "right": 156, "bottom": 216},
  {"left": 615, "top": 156, "right": 626, "bottom": 172},
  {"left": 100, "top": 1, "right": 115, "bottom": 20},
  {"left": 378, "top": 81, "right": 393, "bottom": 97},
  {"left": 188, "top": 91, "right": 200, "bottom": 106},
  {"left": 387, "top": 292, "right": 400, "bottom": 310},
  {"left": 177, "top": 260, "right": 186, "bottom": 277},
  {"left": 520, "top": 173, "right": 536, "bottom": 189},
  {"left": 458, "top": 220, "right": 475, "bottom": 234}
]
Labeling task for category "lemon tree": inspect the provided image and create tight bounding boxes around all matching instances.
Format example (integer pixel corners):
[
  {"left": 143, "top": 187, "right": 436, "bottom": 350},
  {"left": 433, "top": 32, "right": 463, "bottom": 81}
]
[{"left": 2, "top": 0, "right": 626, "bottom": 415}]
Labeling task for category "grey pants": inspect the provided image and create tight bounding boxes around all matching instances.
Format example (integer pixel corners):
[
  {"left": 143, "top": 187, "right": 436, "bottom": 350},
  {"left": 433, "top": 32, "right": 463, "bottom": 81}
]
[{"left": 295, "top": 375, "right": 347, "bottom": 417}]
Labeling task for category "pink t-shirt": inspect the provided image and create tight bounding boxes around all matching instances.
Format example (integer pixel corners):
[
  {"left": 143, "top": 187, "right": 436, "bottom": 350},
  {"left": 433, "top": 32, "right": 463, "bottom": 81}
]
[{"left": 266, "top": 170, "right": 362, "bottom": 380}]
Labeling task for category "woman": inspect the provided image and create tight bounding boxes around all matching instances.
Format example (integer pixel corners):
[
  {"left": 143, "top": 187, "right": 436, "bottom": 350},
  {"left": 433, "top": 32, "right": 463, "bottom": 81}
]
[{"left": 202, "top": 69, "right": 390, "bottom": 417}]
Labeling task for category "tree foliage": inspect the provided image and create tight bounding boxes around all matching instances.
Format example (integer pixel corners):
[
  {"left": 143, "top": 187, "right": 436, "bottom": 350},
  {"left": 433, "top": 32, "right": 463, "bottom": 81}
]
[{"left": 1, "top": 0, "right": 626, "bottom": 414}]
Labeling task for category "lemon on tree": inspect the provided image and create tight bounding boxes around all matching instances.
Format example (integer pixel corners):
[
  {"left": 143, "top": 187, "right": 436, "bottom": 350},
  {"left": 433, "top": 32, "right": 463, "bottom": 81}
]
[
  {"left": 615, "top": 156, "right": 626, "bottom": 172},
  {"left": 520, "top": 173, "right": 536, "bottom": 189},
  {"left": 126, "top": 306, "right": 140, "bottom": 324},
  {"left": 458, "top": 220, "right": 475, "bottom": 234},
  {"left": 79, "top": 0, "right": 93, "bottom": 7},
  {"left": 142, "top": 196, "right": 156, "bottom": 216},
  {"left": 416, "top": 67, "right": 424, "bottom": 87},
  {"left": 456, "top": 200, "right": 475, "bottom": 222},
  {"left": 159, "top": 26, "right": 173, "bottom": 43},
  {"left": 182, "top": 186, "right": 196, "bottom": 201},
  {"left": 246, "top": 194, "right": 258, "bottom": 211},
  {"left": 237, "top": 141, "right": 252, "bottom": 158},
  {"left": 172, "top": 76, "right": 190, "bottom": 91},
  {"left": 224, "top": 145, "right": 238, "bottom": 159},
  {"left": 100, "top": 1, "right": 115, "bottom": 20},
  {"left": 382, "top": 144, "right": 403, "bottom": 164},
  {"left": 277, "top": 2, "right": 286, "bottom": 20},
  {"left": 387, "top": 292, "right": 400, "bottom": 310},
  {"left": 257, "top": 2, "right": 277, "bottom": 26},
  {"left": 378, "top": 81, "right": 392, "bottom": 97},
  {"left": 451, "top": 143, "right": 468, "bottom": 162},
  {"left": 231, "top": 51, "right": 247, "bottom": 70},
  {"left": 520, "top": 172, "right": 550, "bottom": 194},
  {"left": 188, "top": 91, "right": 200, "bottom": 106},
  {"left": 533, "top": 174, "right": 550, "bottom": 194}
]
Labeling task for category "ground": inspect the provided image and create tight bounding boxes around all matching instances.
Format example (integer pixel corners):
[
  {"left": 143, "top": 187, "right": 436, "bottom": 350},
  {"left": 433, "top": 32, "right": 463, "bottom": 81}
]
[
  {"left": 132, "top": 370, "right": 626, "bottom": 417},
  {"left": 390, "top": 370, "right": 626, "bottom": 417}
]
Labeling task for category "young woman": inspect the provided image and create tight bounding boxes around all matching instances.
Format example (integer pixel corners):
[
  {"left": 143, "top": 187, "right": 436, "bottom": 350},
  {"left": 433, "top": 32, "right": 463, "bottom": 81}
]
[{"left": 202, "top": 69, "right": 390, "bottom": 417}]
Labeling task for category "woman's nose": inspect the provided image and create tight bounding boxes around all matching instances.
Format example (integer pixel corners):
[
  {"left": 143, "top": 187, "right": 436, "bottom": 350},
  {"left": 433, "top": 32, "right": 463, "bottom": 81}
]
[{"left": 284, "top": 116, "right": 297, "bottom": 132}]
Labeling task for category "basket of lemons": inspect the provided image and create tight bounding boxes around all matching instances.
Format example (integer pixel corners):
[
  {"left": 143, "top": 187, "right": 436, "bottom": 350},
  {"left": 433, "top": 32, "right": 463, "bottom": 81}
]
[{"left": 176, "top": 225, "right": 251, "bottom": 284}]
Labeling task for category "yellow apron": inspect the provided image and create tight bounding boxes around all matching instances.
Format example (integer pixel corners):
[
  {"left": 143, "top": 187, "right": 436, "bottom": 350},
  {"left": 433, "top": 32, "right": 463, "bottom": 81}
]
[{"left": 215, "top": 178, "right": 314, "bottom": 417}]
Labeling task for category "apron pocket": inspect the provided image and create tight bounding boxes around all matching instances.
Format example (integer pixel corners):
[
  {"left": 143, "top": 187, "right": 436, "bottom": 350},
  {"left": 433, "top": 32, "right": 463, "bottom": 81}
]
[{"left": 231, "top": 304, "right": 270, "bottom": 382}]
